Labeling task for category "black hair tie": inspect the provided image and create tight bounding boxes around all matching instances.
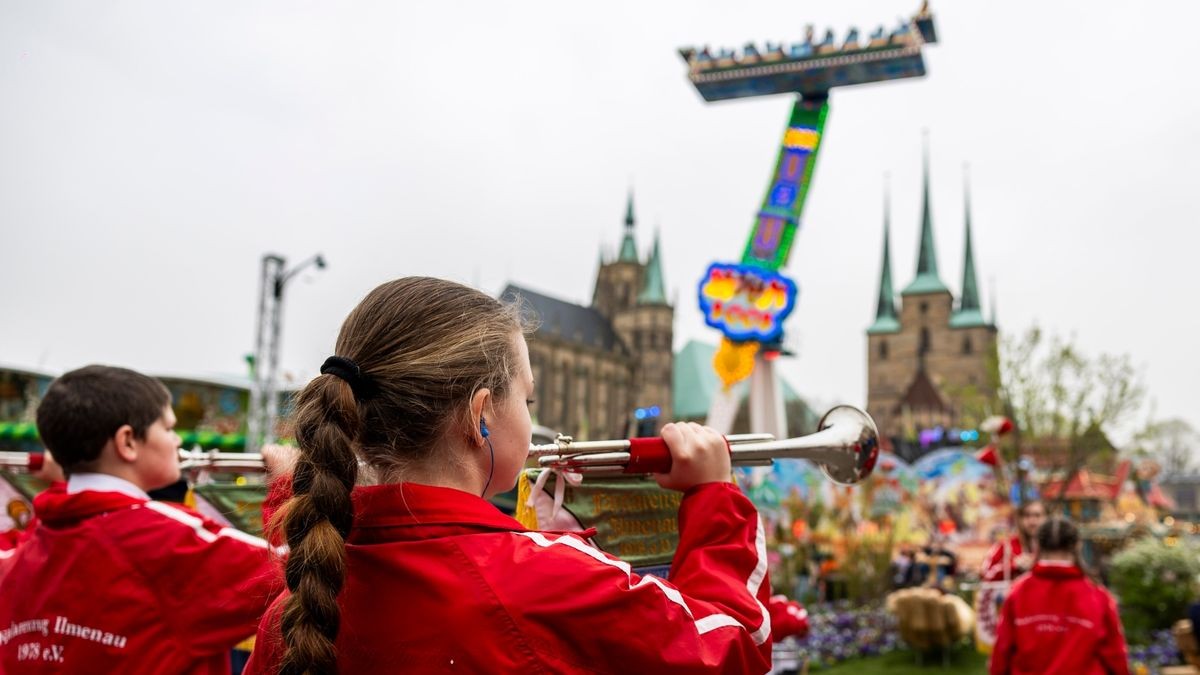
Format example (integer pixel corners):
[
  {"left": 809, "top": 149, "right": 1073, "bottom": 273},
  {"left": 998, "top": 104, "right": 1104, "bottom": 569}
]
[{"left": 320, "top": 356, "right": 375, "bottom": 398}]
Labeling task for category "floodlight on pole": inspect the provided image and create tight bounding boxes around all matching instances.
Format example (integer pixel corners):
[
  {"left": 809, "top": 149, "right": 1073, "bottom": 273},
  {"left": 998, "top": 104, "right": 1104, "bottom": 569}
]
[{"left": 247, "top": 252, "right": 325, "bottom": 454}]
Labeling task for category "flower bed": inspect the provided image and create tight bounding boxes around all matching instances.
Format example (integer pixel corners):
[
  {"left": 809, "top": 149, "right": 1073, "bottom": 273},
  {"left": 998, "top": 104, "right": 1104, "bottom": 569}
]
[
  {"left": 1128, "top": 629, "right": 1184, "bottom": 675},
  {"left": 784, "top": 601, "right": 901, "bottom": 670},
  {"left": 772, "top": 601, "right": 1184, "bottom": 674}
]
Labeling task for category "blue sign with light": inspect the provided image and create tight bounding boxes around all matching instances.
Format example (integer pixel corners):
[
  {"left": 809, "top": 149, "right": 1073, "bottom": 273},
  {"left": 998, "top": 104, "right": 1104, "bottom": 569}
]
[{"left": 698, "top": 262, "right": 798, "bottom": 342}]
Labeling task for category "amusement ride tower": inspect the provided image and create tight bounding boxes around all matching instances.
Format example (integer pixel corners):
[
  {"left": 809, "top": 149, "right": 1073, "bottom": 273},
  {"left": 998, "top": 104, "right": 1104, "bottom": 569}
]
[{"left": 684, "top": 3, "right": 940, "bottom": 438}]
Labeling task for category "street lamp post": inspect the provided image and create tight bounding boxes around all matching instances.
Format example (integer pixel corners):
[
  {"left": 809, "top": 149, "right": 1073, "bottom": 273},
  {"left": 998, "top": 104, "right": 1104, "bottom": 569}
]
[{"left": 247, "top": 253, "right": 326, "bottom": 454}]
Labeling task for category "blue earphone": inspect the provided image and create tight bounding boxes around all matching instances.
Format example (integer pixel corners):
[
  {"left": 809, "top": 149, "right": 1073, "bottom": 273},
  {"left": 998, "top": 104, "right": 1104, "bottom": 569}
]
[{"left": 480, "top": 417, "right": 494, "bottom": 497}]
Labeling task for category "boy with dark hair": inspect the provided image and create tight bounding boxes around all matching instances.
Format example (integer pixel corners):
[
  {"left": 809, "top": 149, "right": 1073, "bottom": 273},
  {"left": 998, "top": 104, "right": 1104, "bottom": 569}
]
[{"left": 0, "top": 365, "right": 284, "bottom": 674}]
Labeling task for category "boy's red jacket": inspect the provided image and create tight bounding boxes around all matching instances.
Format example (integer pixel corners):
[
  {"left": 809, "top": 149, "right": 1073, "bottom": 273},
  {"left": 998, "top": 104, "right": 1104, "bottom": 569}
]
[
  {"left": 0, "top": 528, "right": 24, "bottom": 552},
  {"left": 989, "top": 561, "right": 1130, "bottom": 675},
  {"left": 0, "top": 483, "right": 283, "bottom": 674},
  {"left": 246, "top": 480, "right": 773, "bottom": 674}
]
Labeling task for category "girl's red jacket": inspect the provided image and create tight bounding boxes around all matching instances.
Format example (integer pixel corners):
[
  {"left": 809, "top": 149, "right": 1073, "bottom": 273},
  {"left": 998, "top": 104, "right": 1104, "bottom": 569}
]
[
  {"left": 989, "top": 561, "right": 1130, "bottom": 675},
  {"left": 0, "top": 484, "right": 283, "bottom": 674},
  {"left": 246, "top": 480, "right": 774, "bottom": 674}
]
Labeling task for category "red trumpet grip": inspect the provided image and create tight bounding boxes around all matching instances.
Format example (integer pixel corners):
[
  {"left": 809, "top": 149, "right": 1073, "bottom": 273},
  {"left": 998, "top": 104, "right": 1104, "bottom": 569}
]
[
  {"left": 624, "top": 437, "right": 673, "bottom": 474},
  {"left": 622, "top": 437, "right": 734, "bottom": 475}
]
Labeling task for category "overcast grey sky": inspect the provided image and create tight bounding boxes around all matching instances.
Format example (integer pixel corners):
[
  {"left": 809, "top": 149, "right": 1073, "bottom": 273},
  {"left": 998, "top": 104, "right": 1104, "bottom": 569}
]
[{"left": 2, "top": 1, "right": 1197, "bottom": 441}]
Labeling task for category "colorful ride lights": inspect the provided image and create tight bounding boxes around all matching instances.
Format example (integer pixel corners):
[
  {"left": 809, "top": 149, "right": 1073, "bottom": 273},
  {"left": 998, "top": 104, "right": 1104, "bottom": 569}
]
[
  {"left": 633, "top": 406, "right": 662, "bottom": 421},
  {"left": 917, "top": 426, "right": 981, "bottom": 447}
]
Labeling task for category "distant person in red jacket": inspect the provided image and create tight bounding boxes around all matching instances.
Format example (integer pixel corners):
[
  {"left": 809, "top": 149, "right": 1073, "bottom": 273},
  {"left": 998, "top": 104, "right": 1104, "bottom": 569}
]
[
  {"left": 982, "top": 500, "right": 1047, "bottom": 583},
  {"left": 989, "top": 517, "right": 1129, "bottom": 675},
  {"left": 245, "top": 277, "right": 774, "bottom": 675},
  {"left": 0, "top": 365, "right": 285, "bottom": 674}
]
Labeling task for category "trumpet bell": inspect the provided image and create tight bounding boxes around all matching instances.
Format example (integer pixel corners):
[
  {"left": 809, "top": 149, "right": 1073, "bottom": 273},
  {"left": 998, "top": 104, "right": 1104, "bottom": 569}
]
[
  {"left": 814, "top": 405, "right": 879, "bottom": 484},
  {"left": 724, "top": 404, "right": 879, "bottom": 484}
]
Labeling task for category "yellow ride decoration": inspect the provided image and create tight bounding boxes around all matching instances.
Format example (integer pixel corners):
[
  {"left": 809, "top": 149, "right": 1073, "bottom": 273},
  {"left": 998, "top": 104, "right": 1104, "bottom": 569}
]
[{"left": 714, "top": 338, "right": 759, "bottom": 390}]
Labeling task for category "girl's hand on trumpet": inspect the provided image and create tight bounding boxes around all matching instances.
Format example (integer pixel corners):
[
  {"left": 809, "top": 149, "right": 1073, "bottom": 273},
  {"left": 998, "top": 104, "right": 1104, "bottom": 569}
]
[{"left": 654, "top": 422, "right": 732, "bottom": 492}]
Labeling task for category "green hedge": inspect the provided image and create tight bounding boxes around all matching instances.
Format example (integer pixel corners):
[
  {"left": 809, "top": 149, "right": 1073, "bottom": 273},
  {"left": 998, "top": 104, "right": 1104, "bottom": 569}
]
[{"left": 1109, "top": 536, "right": 1200, "bottom": 643}]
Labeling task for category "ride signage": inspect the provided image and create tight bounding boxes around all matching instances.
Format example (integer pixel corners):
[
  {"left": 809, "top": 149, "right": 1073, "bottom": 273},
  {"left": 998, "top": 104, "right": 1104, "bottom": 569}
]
[{"left": 698, "top": 262, "right": 798, "bottom": 343}]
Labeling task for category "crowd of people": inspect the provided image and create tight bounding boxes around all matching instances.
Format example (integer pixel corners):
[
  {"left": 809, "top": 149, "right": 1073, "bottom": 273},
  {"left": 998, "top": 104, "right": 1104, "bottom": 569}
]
[{"left": 0, "top": 276, "right": 1150, "bottom": 674}]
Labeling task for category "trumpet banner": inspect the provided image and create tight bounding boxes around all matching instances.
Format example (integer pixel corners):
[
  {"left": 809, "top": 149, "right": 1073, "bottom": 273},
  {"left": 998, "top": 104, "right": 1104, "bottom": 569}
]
[
  {"left": 516, "top": 469, "right": 681, "bottom": 570},
  {"left": 191, "top": 483, "right": 268, "bottom": 536}
]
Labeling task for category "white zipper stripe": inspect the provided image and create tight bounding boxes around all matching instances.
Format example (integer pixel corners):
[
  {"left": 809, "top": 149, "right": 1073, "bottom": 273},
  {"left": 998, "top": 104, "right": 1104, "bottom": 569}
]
[
  {"left": 517, "top": 520, "right": 770, "bottom": 646},
  {"left": 143, "top": 501, "right": 271, "bottom": 550}
]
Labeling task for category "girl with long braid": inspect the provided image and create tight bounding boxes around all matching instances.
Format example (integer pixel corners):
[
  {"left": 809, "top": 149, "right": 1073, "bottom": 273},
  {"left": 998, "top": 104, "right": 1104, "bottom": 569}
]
[
  {"left": 989, "top": 517, "right": 1129, "bottom": 675},
  {"left": 245, "top": 277, "right": 774, "bottom": 674}
]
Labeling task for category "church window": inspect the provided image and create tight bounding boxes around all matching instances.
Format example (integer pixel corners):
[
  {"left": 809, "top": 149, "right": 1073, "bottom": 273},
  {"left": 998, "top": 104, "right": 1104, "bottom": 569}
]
[
  {"left": 607, "top": 377, "right": 617, "bottom": 437},
  {"left": 596, "top": 378, "right": 606, "bottom": 429},
  {"left": 919, "top": 302, "right": 929, "bottom": 315},
  {"left": 579, "top": 366, "right": 592, "bottom": 427},
  {"left": 962, "top": 335, "right": 973, "bottom": 354},
  {"left": 919, "top": 328, "right": 931, "bottom": 355},
  {"left": 878, "top": 340, "right": 888, "bottom": 359},
  {"left": 560, "top": 365, "right": 571, "bottom": 429},
  {"left": 615, "top": 378, "right": 628, "bottom": 436}
]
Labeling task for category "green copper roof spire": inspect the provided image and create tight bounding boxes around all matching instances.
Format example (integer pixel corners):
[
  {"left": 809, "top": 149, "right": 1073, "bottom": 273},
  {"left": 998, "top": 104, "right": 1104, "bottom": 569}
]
[
  {"left": 959, "top": 165, "right": 981, "bottom": 311},
  {"left": 869, "top": 176, "right": 900, "bottom": 334},
  {"left": 618, "top": 189, "right": 639, "bottom": 263},
  {"left": 902, "top": 133, "right": 949, "bottom": 295},
  {"left": 951, "top": 164, "right": 987, "bottom": 328},
  {"left": 990, "top": 278, "right": 998, "bottom": 326},
  {"left": 638, "top": 229, "right": 668, "bottom": 304}
]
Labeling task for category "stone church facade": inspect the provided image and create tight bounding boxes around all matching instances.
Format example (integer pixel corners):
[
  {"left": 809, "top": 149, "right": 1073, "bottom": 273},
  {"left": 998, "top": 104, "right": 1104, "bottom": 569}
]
[
  {"left": 502, "top": 194, "right": 673, "bottom": 440},
  {"left": 866, "top": 157, "right": 999, "bottom": 457}
]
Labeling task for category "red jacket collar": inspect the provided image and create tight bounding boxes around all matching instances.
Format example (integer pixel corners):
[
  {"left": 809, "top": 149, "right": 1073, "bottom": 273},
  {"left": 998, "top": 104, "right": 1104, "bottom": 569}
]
[
  {"left": 33, "top": 482, "right": 145, "bottom": 527},
  {"left": 348, "top": 482, "right": 599, "bottom": 543},
  {"left": 350, "top": 482, "right": 527, "bottom": 535},
  {"left": 1031, "top": 560, "right": 1085, "bottom": 579}
]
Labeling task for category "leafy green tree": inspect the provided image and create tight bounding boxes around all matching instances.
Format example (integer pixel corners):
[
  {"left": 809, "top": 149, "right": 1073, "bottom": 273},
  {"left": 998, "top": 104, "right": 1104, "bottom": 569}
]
[
  {"left": 996, "top": 326, "right": 1145, "bottom": 507},
  {"left": 1132, "top": 417, "right": 1200, "bottom": 476}
]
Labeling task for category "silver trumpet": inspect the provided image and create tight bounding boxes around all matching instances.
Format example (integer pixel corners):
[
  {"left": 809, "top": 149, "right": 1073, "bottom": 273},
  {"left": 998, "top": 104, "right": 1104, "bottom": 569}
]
[
  {"left": 0, "top": 449, "right": 274, "bottom": 473},
  {"left": 177, "top": 449, "right": 270, "bottom": 472},
  {"left": 2, "top": 405, "right": 879, "bottom": 485},
  {"left": 0, "top": 451, "right": 48, "bottom": 471},
  {"left": 534, "top": 405, "right": 879, "bottom": 485}
]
